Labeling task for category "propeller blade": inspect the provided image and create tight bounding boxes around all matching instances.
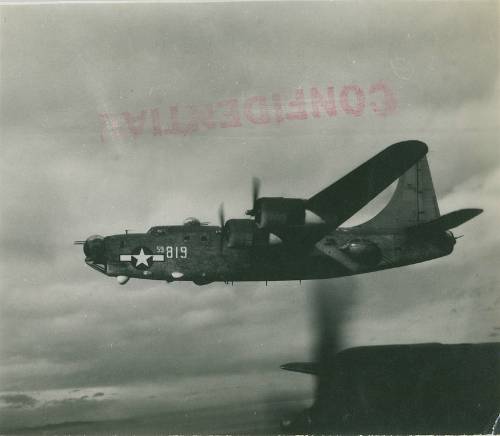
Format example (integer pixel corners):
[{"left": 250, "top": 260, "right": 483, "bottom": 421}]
[
  {"left": 312, "top": 280, "right": 355, "bottom": 399},
  {"left": 252, "top": 176, "right": 260, "bottom": 207},
  {"left": 218, "top": 203, "right": 225, "bottom": 252},
  {"left": 73, "top": 241, "right": 85, "bottom": 245},
  {"left": 246, "top": 177, "right": 261, "bottom": 216},
  {"left": 218, "top": 203, "right": 225, "bottom": 228}
]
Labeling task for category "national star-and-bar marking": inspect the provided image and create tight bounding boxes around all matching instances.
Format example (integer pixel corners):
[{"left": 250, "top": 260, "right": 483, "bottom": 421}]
[
  {"left": 119, "top": 254, "right": 165, "bottom": 262},
  {"left": 120, "top": 247, "right": 164, "bottom": 269}
]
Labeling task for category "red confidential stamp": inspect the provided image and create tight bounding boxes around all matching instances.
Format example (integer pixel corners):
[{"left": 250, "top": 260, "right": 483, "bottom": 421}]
[{"left": 99, "top": 81, "right": 397, "bottom": 142}]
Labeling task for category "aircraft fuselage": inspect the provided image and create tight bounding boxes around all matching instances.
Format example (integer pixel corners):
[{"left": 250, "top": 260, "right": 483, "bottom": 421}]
[{"left": 94, "top": 224, "right": 455, "bottom": 285}]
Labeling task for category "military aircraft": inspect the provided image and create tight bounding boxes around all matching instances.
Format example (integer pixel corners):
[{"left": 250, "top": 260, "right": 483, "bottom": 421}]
[
  {"left": 75, "top": 140, "right": 482, "bottom": 285},
  {"left": 280, "top": 342, "right": 500, "bottom": 434},
  {"left": 279, "top": 283, "right": 500, "bottom": 434}
]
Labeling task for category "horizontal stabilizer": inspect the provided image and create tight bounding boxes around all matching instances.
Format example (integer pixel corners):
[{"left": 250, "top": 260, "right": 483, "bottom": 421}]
[
  {"left": 306, "top": 140, "right": 428, "bottom": 227},
  {"left": 409, "top": 208, "right": 483, "bottom": 234},
  {"left": 280, "top": 362, "right": 318, "bottom": 375}
]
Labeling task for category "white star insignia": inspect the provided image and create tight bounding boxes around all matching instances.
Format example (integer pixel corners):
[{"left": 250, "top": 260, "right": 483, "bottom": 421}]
[{"left": 133, "top": 248, "right": 152, "bottom": 267}]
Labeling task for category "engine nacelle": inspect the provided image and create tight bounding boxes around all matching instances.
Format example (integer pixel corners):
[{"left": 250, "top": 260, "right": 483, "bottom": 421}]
[
  {"left": 225, "top": 219, "right": 255, "bottom": 248},
  {"left": 341, "top": 239, "right": 382, "bottom": 266},
  {"left": 255, "top": 198, "right": 305, "bottom": 229}
]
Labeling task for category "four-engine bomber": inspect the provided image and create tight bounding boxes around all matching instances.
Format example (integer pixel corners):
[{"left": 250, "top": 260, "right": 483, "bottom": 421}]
[{"left": 75, "top": 141, "right": 482, "bottom": 285}]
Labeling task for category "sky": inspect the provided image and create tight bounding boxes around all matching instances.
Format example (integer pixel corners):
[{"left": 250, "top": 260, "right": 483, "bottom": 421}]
[{"left": 0, "top": 1, "right": 499, "bottom": 433}]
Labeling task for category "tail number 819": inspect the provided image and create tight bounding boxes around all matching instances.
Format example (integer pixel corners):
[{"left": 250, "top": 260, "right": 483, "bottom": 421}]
[{"left": 156, "top": 246, "right": 188, "bottom": 259}]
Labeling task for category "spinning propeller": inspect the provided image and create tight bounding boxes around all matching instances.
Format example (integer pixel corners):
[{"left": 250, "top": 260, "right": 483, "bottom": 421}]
[
  {"left": 245, "top": 177, "right": 261, "bottom": 217},
  {"left": 217, "top": 177, "right": 263, "bottom": 252},
  {"left": 218, "top": 203, "right": 226, "bottom": 252}
]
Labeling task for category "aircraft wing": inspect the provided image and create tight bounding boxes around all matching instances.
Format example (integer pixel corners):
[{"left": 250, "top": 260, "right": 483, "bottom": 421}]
[
  {"left": 306, "top": 140, "right": 428, "bottom": 227},
  {"left": 271, "top": 223, "right": 334, "bottom": 247}
]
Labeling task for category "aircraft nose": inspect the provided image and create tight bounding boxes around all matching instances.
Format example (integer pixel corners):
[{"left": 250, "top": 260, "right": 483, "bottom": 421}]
[{"left": 83, "top": 234, "right": 106, "bottom": 263}]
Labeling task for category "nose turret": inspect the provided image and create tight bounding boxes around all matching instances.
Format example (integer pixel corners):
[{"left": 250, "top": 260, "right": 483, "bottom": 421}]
[{"left": 82, "top": 235, "right": 106, "bottom": 264}]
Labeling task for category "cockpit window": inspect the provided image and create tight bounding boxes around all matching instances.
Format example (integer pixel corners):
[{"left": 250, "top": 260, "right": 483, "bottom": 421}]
[{"left": 153, "top": 228, "right": 166, "bottom": 236}]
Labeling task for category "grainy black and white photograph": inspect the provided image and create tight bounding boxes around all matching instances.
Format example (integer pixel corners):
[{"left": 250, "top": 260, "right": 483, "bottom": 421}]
[{"left": 1, "top": 1, "right": 499, "bottom": 434}]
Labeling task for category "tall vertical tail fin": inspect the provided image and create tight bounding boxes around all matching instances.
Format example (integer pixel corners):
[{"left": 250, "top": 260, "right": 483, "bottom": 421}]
[{"left": 357, "top": 156, "right": 440, "bottom": 230}]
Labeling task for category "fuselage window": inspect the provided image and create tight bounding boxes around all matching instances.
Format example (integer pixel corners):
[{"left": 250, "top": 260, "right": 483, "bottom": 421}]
[
  {"left": 184, "top": 235, "right": 190, "bottom": 242},
  {"left": 200, "top": 235, "right": 208, "bottom": 242}
]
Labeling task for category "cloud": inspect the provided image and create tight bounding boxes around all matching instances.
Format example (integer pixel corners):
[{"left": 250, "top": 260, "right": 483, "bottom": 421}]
[
  {"left": 0, "top": 394, "right": 37, "bottom": 409},
  {"left": 0, "top": 281, "right": 311, "bottom": 391}
]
